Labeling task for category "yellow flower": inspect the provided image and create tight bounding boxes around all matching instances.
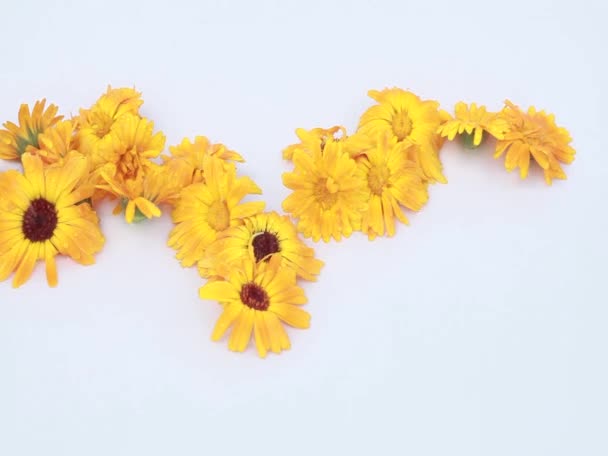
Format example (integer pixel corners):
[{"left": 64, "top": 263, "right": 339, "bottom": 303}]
[
  {"left": 283, "top": 125, "right": 375, "bottom": 161},
  {"left": 359, "top": 136, "right": 429, "bottom": 239},
  {"left": 358, "top": 88, "right": 447, "bottom": 183},
  {"left": 76, "top": 86, "right": 143, "bottom": 160},
  {"left": 99, "top": 163, "right": 183, "bottom": 223},
  {"left": 199, "top": 256, "right": 310, "bottom": 358},
  {"left": 495, "top": 100, "right": 575, "bottom": 184},
  {"left": 162, "top": 136, "right": 243, "bottom": 187},
  {"left": 35, "top": 119, "right": 79, "bottom": 166},
  {"left": 282, "top": 140, "right": 368, "bottom": 242},
  {"left": 437, "top": 102, "right": 508, "bottom": 147},
  {"left": 168, "top": 156, "right": 265, "bottom": 267},
  {"left": 0, "top": 99, "right": 62, "bottom": 160},
  {"left": 199, "top": 211, "right": 324, "bottom": 281},
  {"left": 282, "top": 126, "right": 346, "bottom": 160},
  {"left": 95, "top": 113, "right": 165, "bottom": 201},
  {"left": 0, "top": 154, "right": 104, "bottom": 288}
]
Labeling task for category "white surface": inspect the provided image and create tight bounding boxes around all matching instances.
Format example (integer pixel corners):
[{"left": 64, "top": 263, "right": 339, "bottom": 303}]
[{"left": 1, "top": 1, "right": 607, "bottom": 455}]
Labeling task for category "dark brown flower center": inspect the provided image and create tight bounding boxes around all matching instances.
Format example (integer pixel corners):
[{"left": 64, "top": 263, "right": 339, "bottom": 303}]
[
  {"left": 252, "top": 231, "right": 280, "bottom": 262},
  {"left": 240, "top": 283, "right": 270, "bottom": 311},
  {"left": 22, "top": 198, "right": 58, "bottom": 242}
]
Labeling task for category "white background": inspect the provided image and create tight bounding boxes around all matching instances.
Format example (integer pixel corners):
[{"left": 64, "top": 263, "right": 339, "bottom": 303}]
[{"left": 1, "top": 1, "right": 607, "bottom": 455}]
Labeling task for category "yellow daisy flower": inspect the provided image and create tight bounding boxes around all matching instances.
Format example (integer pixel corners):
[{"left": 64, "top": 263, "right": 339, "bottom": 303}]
[
  {"left": 199, "top": 211, "right": 324, "bottom": 281},
  {"left": 95, "top": 113, "right": 165, "bottom": 200},
  {"left": 283, "top": 125, "right": 375, "bottom": 161},
  {"left": 282, "top": 140, "right": 368, "bottom": 242},
  {"left": 76, "top": 86, "right": 143, "bottom": 160},
  {"left": 358, "top": 88, "right": 447, "bottom": 183},
  {"left": 359, "top": 136, "right": 429, "bottom": 240},
  {"left": 437, "top": 102, "right": 508, "bottom": 148},
  {"left": 162, "top": 136, "right": 244, "bottom": 187},
  {"left": 0, "top": 99, "right": 62, "bottom": 160},
  {"left": 495, "top": 100, "right": 575, "bottom": 184},
  {"left": 199, "top": 255, "right": 310, "bottom": 358},
  {"left": 99, "top": 163, "right": 183, "bottom": 223},
  {"left": 282, "top": 126, "right": 346, "bottom": 160},
  {"left": 168, "top": 156, "right": 265, "bottom": 267},
  {"left": 35, "top": 119, "right": 79, "bottom": 166},
  {"left": 0, "top": 154, "right": 104, "bottom": 288}
]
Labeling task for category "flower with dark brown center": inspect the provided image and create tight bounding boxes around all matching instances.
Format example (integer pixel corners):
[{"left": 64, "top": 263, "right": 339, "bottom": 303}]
[
  {"left": 22, "top": 198, "right": 58, "bottom": 242},
  {"left": 252, "top": 231, "right": 280, "bottom": 262},
  {"left": 240, "top": 282, "right": 270, "bottom": 311}
]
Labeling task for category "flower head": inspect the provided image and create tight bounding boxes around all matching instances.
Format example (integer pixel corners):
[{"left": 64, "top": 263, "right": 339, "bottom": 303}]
[
  {"left": 200, "top": 211, "right": 324, "bottom": 281},
  {"left": 163, "top": 136, "right": 243, "bottom": 187},
  {"left": 76, "top": 86, "right": 143, "bottom": 160},
  {"left": 359, "top": 136, "right": 429, "bottom": 239},
  {"left": 0, "top": 154, "right": 104, "bottom": 288},
  {"left": 35, "top": 119, "right": 80, "bottom": 166},
  {"left": 282, "top": 126, "right": 346, "bottom": 160},
  {"left": 95, "top": 113, "right": 165, "bottom": 202},
  {"left": 168, "top": 156, "right": 265, "bottom": 267},
  {"left": 99, "top": 163, "right": 183, "bottom": 223},
  {"left": 282, "top": 140, "right": 368, "bottom": 242},
  {"left": 199, "top": 256, "right": 310, "bottom": 358},
  {"left": 495, "top": 100, "right": 575, "bottom": 184},
  {"left": 0, "top": 99, "right": 63, "bottom": 160},
  {"left": 437, "top": 102, "right": 508, "bottom": 148},
  {"left": 358, "top": 88, "right": 447, "bottom": 183},
  {"left": 283, "top": 125, "right": 374, "bottom": 161}
]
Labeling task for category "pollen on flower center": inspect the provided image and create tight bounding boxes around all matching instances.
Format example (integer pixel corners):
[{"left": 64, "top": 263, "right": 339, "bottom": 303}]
[
  {"left": 252, "top": 231, "right": 280, "bottom": 262},
  {"left": 207, "top": 200, "right": 230, "bottom": 231},
  {"left": 22, "top": 198, "right": 58, "bottom": 242},
  {"left": 392, "top": 111, "right": 413, "bottom": 141},
  {"left": 367, "top": 165, "right": 390, "bottom": 195},
  {"left": 313, "top": 177, "right": 339, "bottom": 210},
  {"left": 240, "top": 282, "right": 270, "bottom": 311}
]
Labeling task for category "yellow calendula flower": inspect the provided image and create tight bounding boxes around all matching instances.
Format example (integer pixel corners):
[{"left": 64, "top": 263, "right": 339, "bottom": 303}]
[
  {"left": 0, "top": 154, "right": 104, "bottom": 288},
  {"left": 358, "top": 88, "right": 447, "bottom": 183},
  {"left": 283, "top": 125, "right": 374, "bottom": 161},
  {"left": 76, "top": 86, "right": 143, "bottom": 160},
  {"left": 495, "top": 100, "right": 575, "bottom": 184},
  {"left": 168, "top": 156, "right": 265, "bottom": 267},
  {"left": 162, "top": 136, "right": 244, "bottom": 187},
  {"left": 282, "top": 126, "right": 346, "bottom": 160},
  {"left": 95, "top": 113, "right": 165, "bottom": 201},
  {"left": 0, "top": 99, "right": 63, "bottom": 160},
  {"left": 199, "top": 211, "right": 324, "bottom": 281},
  {"left": 437, "top": 102, "right": 508, "bottom": 148},
  {"left": 199, "top": 255, "right": 310, "bottom": 358},
  {"left": 282, "top": 140, "right": 368, "bottom": 242},
  {"left": 359, "top": 136, "right": 429, "bottom": 240},
  {"left": 99, "top": 163, "right": 183, "bottom": 223},
  {"left": 35, "top": 119, "right": 79, "bottom": 166}
]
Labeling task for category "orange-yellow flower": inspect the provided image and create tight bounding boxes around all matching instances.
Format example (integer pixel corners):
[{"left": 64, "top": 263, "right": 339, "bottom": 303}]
[
  {"left": 199, "top": 256, "right": 309, "bottom": 358},
  {"left": 438, "top": 102, "right": 508, "bottom": 147},
  {"left": 162, "top": 136, "right": 243, "bottom": 187},
  {"left": 200, "top": 211, "right": 324, "bottom": 281},
  {"left": 495, "top": 100, "right": 575, "bottom": 184},
  {"left": 358, "top": 88, "right": 447, "bottom": 183},
  {"left": 168, "top": 156, "right": 265, "bottom": 267},
  {"left": 359, "top": 136, "right": 429, "bottom": 239},
  {"left": 76, "top": 86, "right": 143, "bottom": 161},
  {"left": 0, "top": 99, "right": 62, "bottom": 160},
  {"left": 282, "top": 140, "right": 368, "bottom": 242},
  {"left": 95, "top": 113, "right": 165, "bottom": 206},
  {"left": 0, "top": 154, "right": 104, "bottom": 288}
]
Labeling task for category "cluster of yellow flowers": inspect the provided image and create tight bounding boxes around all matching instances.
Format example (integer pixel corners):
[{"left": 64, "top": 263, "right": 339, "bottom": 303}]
[
  {"left": 281, "top": 88, "right": 576, "bottom": 243},
  {"left": 0, "top": 86, "right": 575, "bottom": 357}
]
